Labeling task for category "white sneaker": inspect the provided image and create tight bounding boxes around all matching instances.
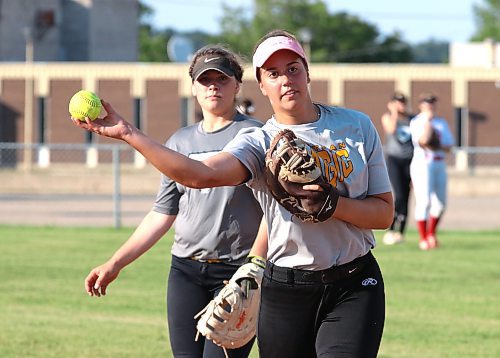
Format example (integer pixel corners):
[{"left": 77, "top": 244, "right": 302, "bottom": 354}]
[
  {"left": 426, "top": 234, "right": 439, "bottom": 249},
  {"left": 392, "top": 232, "right": 405, "bottom": 244},
  {"left": 419, "top": 239, "right": 430, "bottom": 250},
  {"left": 383, "top": 231, "right": 405, "bottom": 245}
]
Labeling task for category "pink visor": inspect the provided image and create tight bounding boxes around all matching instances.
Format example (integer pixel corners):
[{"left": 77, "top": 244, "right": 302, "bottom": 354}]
[{"left": 252, "top": 36, "right": 307, "bottom": 80}]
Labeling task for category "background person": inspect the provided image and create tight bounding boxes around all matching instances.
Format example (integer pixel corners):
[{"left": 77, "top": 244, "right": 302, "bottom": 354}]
[
  {"left": 381, "top": 92, "right": 414, "bottom": 245},
  {"left": 409, "top": 93, "right": 454, "bottom": 250},
  {"left": 236, "top": 98, "right": 255, "bottom": 116},
  {"left": 72, "top": 30, "right": 393, "bottom": 358},
  {"left": 84, "top": 45, "right": 263, "bottom": 358}
]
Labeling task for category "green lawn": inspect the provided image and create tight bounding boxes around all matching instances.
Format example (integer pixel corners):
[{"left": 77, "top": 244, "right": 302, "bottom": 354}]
[{"left": 1, "top": 226, "right": 499, "bottom": 357}]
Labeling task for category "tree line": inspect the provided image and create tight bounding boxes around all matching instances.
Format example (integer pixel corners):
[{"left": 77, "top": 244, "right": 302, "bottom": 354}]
[{"left": 139, "top": 0, "right": 499, "bottom": 64}]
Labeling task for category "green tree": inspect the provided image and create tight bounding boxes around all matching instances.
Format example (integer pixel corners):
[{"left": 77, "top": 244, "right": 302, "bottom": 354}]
[
  {"left": 411, "top": 39, "right": 449, "bottom": 63},
  {"left": 138, "top": 1, "right": 212, "bottom": 62},
  {"left": 138, "top": 1, "right": 170, "bottom": 62},
  {"left": 214, "top": 0, "right": 411, "bottom": 63},
  {"left": 137, "top": 0, "right": 413, "bottom": 63},
  {"left": 471, "top": 0, "right": 500, "bottom": 41}
]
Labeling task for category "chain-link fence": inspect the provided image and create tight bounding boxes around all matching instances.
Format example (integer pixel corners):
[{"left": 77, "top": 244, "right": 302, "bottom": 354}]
[
  {"left": 0, "top": 142, "right": 140, "bottom": 168},
  {"left": 0, "top": 143, "right": 159, "bottom": 228},
  {"left": 1, "top": 143, "right": 499, "bottom": 229},
  {"left": 2, "top": 143, "right": 500, "bottom": 170}
]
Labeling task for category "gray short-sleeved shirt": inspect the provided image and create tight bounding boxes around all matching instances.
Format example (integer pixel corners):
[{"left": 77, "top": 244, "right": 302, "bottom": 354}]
[
  {"left": 384, "top": 116, "right": 414, "bottom": 159},
  {"left": 223, "top": 104, "right": 392, "bottom": 270},
  {"left": 153, "top": 114, "right": 263, "bottom": 262}
]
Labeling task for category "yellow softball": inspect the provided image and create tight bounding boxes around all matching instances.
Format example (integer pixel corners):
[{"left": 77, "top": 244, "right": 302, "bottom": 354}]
[{"left": 69, "top": 90, "right": 102, "bottom": 121}]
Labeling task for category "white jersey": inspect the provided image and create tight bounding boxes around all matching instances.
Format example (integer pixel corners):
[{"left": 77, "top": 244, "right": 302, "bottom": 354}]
[
  {"left": 223, "top": 104, "right": 391, "bottom": 270},
  {"left": 409, "top": 114, "right": 454, "bottom": 221},
  {"left": 410, "top": 114, "right": 454, "bottom": 161}
]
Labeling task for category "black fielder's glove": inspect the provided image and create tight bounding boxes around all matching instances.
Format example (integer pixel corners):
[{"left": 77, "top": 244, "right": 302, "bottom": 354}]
[
  {"left": 264, "top": 129, "right": 339, "bottom": 223},
  {"left": 420, "top": 122, "right": 441, "bottom": 150},
  {"left": 425, "top": 127, "right": 441, "bottom": 150}
]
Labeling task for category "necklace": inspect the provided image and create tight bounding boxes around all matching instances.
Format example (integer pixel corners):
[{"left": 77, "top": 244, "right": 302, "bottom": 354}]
[{"left": 314, "top": 104, "right": 321, "bottom": 119}]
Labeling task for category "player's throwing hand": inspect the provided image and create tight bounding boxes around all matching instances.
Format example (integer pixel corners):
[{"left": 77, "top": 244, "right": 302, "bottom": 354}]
[{"left": 71, "top": 100, "right": 136, "bottom": 140}]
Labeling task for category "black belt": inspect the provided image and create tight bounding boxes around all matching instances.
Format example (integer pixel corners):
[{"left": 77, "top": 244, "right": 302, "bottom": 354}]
[
  {"left": 188, "top": 256, "right": 246, "bottom": 265},
  {"left": 190, "top": 256, "right": 223, "bottom": 263},
  {"left": 265, "top": 251, "right": 374, "bottom": 284}
]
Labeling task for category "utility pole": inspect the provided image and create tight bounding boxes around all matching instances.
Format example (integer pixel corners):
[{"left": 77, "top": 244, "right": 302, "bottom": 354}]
[
  {"left": 23, "top": 26, "right": 34, "bottom": 171},
  {"left": 298, "top": 28, "right": 312, "bottom": 62}
]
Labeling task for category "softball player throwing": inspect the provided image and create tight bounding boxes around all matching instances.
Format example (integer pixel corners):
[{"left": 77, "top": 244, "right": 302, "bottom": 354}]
[
  {"left": 410, "top": 94, "right": 454, "bottom": 250},
  {"left": 73, "top": 30, "right": 394, "bottom": 358}
]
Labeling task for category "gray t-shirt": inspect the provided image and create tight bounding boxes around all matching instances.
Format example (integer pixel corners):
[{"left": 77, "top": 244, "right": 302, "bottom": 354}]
[
  {"left": 153, "top": 113, "right": 263, "bottom": 262},
  {"left": 223, "top": 104, "right": 392, "bottom": 270},
  {"left": 384, "top": 116, "right": 414, "bottom": 159}
]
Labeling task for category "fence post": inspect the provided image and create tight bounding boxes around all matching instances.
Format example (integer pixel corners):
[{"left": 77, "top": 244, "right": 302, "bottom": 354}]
[
  {"left": 454, "top": 148, "right": 469, "bottom": 172},
  {"left": 38, "top": 144, "right": 50, "bottom": 168},
  {"left": 86, "top": 145, "right": 98, "bottom": 168},
  {"left": 112, "top": 145, "right": 122, "bottom": 229}
]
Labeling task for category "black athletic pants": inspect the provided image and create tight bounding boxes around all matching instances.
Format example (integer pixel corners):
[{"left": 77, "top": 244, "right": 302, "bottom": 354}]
[
  {"left": 258, "top": 251, "right": 385, "bottom": 358},
  {"left": 167, "top": 255, "right": 255, "bottom": 358},
  {"left": 387, "top": 155, "right": 412, "bottom": 234}
]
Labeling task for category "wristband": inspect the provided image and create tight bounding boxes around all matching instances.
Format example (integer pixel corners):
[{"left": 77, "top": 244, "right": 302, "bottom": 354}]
[{"left": 246, "top": 255, "right": 266, "bottom": 269}]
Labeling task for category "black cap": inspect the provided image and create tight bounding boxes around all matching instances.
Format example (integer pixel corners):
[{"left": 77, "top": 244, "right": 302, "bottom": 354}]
[
  {"left": 191, "top": 55, "right": 235, "bottom": 81},
  {"left": 419, "top": 93, "right": 438, "bottom": 103},
  {"left": 392, "top": 92, "right": 407, "bottom": 103}
]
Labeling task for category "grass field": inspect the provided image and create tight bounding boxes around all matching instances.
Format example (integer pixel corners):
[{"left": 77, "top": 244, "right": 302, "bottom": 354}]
[{"left": 1, "top": 225, "right": 499, "bottom": 357}]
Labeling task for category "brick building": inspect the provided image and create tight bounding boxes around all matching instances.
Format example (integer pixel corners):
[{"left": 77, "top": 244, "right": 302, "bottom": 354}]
[
  {"left": 1, "top": 62, "right": 499, "bottom": 150},
  {"left": 0, "top": 1, "right": 499, "bottom": 169}
]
